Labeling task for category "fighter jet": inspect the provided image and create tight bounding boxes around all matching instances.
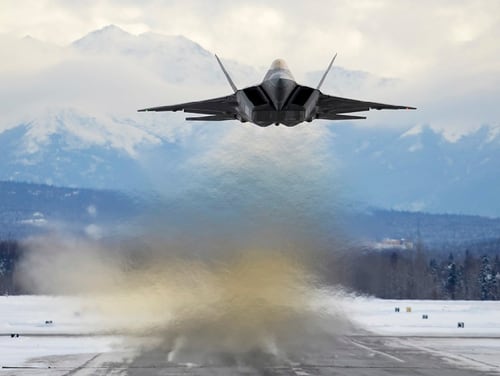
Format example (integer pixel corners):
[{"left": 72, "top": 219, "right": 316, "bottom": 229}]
[{"left": 138, "top": 55, "right": 415, "bottom": 127}]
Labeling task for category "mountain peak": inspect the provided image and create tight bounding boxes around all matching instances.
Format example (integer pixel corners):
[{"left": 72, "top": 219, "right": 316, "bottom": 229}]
[
  {"left": 98, "top": 24, "right": 128, "bottom": 33},
  {"left": 22, "top": 35, "right": 38, "bottom": 42},
  {"left": 82, "top": 24, "right": 131, "bottom": 38},
  {"left": 70, "top": 25, "right": 213, "bottom": 60},
  {"left": 71, "top": 24, "right": 135, "bottom": 51}
]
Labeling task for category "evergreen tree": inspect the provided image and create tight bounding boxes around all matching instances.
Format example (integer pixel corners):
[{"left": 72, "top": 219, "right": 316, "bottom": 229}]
[
  {"left": 428, "top": 258, "right": 440, "bottom": 299},
  {"left": 445, "top": 253, "right": 458, "bottom": 299},
  {"left": 494, "top": 254, "right": 500, "bottom": 273},
  {"left": 0, "top": 240, "right": 21, "bottom": 294},
  {"left": 463, "top": 249, "right": 481, "bottom": 299},
  {"left": 456, "top": 264, "right": 465, "bottom": 299},
  {"left": 412, "top": 246, "right": 432, "bottom": 299},
  {"left": 494, "top": 255, "right": 500, "bottom": 299},
  {"left": 479, "top": 255, "right": 496, "bottom": 300}
]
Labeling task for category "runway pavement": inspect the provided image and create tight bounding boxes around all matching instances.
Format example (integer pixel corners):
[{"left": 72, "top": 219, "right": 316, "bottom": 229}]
[{"left": 2, "top": 335, "right": 499, "bottom": 375}]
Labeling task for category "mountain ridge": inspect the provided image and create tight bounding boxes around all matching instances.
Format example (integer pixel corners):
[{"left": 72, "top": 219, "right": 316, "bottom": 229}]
[
  {"left": 1, "top": 25, "right": 499, "bottom": 216},
  {"left": 1, "top": 180, "right": 499, "bottom": 250}
]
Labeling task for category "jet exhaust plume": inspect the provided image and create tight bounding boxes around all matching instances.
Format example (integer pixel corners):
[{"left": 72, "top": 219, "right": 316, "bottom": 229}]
[
  {"left": 14, "top": 125, "right": 353, "bottom": 366},
  {"left": 16, "top": 236, "right": 351, "bottom": 365}
]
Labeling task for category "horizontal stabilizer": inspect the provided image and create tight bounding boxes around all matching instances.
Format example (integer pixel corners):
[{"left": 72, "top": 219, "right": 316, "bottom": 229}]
[
  {"left": 318, "top": 113, "right": 367, "bottom": 120},
  {"left": 186, "top": 114, "right": 236, "bottom": 121}
]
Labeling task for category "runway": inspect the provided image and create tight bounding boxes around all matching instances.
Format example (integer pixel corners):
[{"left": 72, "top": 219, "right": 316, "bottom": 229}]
[
  {"left": 3, "top": 297, "right": 500, "bottom": 374},
  {"left": 2, "top": 335, "right": 499, "bottom": 375}
]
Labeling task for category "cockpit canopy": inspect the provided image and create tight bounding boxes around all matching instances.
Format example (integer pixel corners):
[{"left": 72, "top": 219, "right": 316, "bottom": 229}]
[{"left": 264, "top": 58, "right": 295, "bottom": 81}]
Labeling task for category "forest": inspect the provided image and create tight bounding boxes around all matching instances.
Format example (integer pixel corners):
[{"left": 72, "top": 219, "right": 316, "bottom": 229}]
[
  {"left": 331, "top": 243, "right": 500, "bottom": 300},
  {"left": 1, "top": 239, "right": 499, "bottom": 299}
]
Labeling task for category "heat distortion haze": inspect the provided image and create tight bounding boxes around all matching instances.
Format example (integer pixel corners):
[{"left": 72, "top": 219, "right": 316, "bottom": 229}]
[
  {"left": 16, "top": 236, "right": 351, "bottom": 365},
  {"left": 12, "top": 127, "right": 353, "bottom": 366}
]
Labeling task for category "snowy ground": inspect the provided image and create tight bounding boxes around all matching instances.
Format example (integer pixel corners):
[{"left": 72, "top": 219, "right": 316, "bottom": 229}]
[
  {"left": 1, "top": 295, "right": 500, "bottom": 373},
  {"left": 0, "top": 296, "right": 122, "bottom": 368},
  {"left": 340, "top": 297, "right": 500, "bottom": 337}
]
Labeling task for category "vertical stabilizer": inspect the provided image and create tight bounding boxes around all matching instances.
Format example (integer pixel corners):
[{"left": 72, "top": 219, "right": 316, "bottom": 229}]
[
  {"left": 215, "top": 54, "right": 237, "bottom": 92},
  {"left": 316, "top": 53, "right": 337, "bottom": 90}
]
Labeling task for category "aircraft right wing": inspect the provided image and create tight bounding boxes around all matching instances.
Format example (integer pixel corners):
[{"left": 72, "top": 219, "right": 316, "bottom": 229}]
[
  {"left": 316, "top": 93, "right": 416, "bottom": 119},
  {"left": 138, "top": 94, "right": 239, "bottom": 120}
]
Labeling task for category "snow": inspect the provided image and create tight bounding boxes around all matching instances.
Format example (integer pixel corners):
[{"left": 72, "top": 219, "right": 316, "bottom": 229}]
[
  {"left": 1, "top": 295, "right": 500, "bottom": 370},
  {"left": 0, "top": 296, "right": 119, "bottom": 367},
  {"left": 338, "top": 297, "right": 500, "bottom": 336},
  {"left": 0, "top": 296, "right": 124, "bottom": 368},
  {"left": 0, "top": 296, "right": 100, "bottom": 335},
  {"left": 400, "top": 124, "right": 423, "bottom": 138},
  {"left": 0, "top": 336, "right": 118, "bottom": 367},
  {"left": 24, "top": 108, "right": 163, "bottom": 158},
  {"left": 3, "top": 295, "right": 499, "bottom": 339}
]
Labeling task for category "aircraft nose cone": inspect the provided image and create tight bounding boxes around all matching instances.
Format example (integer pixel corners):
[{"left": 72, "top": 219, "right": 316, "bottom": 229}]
[{"left": 270, "top": 58, "right": 290, "bottom": 71}]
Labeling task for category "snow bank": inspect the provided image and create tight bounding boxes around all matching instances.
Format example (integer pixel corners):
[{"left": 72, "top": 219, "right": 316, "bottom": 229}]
[{"left": 339, "top": 296, "right": 500, "bottom": 336}]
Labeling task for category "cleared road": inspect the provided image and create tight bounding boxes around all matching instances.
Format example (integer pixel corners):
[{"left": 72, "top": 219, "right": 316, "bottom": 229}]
[{"left": 2, "top": 335, "right": 499, "bottom": 375}]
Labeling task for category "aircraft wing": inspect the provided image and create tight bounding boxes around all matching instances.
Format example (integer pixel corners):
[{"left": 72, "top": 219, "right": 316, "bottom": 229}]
[
  {"left": 316, "top": 93, "right": 415, "bottom": 119},
  {"left": 138, "top": 94, "right": 238, "bottom": 118}
]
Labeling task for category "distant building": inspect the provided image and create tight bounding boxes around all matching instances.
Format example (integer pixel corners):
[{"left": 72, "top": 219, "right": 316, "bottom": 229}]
[{"left": 370, "top": 238, "right": 415, "bottom": 250}]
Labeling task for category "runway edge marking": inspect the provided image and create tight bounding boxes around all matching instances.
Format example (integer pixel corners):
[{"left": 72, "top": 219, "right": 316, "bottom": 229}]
[{"left": 397, "top": 338, "right": 500, "bottom": 373}]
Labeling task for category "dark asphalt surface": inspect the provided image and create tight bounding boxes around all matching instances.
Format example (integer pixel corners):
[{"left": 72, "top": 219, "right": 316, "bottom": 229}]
[{"left": 2, "top": 335, "right": 498, "bottom": 375}]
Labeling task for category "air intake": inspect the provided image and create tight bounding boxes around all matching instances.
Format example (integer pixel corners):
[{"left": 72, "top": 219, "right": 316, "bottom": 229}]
[
  {"left": 290, "top": 86, "right": 314, "bottom": 106},
  {"left": 243, "top": 86, "right": 268, "bottom": 106}
]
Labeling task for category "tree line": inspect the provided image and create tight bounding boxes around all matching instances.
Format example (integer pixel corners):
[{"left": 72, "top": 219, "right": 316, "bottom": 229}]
[
  {"left": 1, "top": 239, "right": 499, "bottom": 300},
  {"left": 0, "top": 240, "right": 22, "bottom": 294},
  {"left": 329, "top": 243, "right": 500, "bottom": 300}
]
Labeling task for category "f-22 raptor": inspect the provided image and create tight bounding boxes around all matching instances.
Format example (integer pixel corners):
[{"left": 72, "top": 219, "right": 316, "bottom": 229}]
[{"left": 139, "top": 55, "right": 415, "bottom": 127}]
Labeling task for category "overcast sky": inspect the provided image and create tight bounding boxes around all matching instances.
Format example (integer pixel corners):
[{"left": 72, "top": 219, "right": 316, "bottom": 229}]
[
  {"left": 1, "top": 0, "right": 499, "bottom": 134},
  {"left": 1, "top": 0, "right": 498, "bottom": 75}
]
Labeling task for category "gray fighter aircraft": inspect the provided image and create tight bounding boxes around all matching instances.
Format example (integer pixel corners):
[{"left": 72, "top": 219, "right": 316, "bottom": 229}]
[{"left": 138, "top": 55, "right": 415, "bottom": 127}]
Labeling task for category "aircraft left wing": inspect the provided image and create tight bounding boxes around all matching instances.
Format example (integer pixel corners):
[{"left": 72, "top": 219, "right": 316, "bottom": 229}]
[
  {"left": 316, "top": 93, "right": 415, "bottom": 119},
  {"left": 138, "top": 94, "right": 238, "bottom": 119}
]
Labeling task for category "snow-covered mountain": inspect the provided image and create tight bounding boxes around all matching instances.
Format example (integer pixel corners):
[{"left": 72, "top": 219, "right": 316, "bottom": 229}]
[
  {"left": 1, "top": 25, "right": 499, "bottom": 217},
  {"left": 0, "top": 108, "right": 164, "bottom": 190},
  {"left": 71, "top": 24, "right": 261, "bottom": 86},
  {"left": 333, "top": 124, "right": 500, "bottom": 217}
]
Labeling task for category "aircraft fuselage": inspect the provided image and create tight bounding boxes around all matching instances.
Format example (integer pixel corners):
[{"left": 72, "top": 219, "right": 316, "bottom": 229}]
[{"left": 237, "top": 59, "right": 318, "bottom": 126}]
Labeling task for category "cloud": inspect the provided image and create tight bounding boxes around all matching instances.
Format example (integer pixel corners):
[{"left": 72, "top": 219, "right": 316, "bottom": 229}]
[
  {"left": 2, "top": 0, "right": 499, "bottom": 76},
  {"left": 1, "top": 1, "right": 499, "bottom": 135}
]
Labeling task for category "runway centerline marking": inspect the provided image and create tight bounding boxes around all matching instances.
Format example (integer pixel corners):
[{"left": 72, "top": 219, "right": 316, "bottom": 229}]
[
  {"left": 291, "top": 367, "right": 311, "bottom": 376},
  {"left": 349, "top": 339, "right": 406, "bottom": 363}
]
